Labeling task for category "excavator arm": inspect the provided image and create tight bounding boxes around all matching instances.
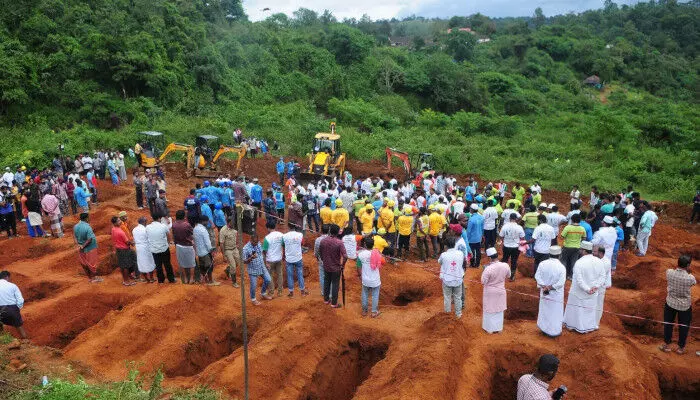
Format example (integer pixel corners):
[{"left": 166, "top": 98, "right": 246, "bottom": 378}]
[
  {"left": 385, "top": 147, "right": 413, "bottom": 181},
  {"left": 211, "top": 144, "right": 247, "bottom": 172},
  {"left": 156, "top": 143, "right": 195, "bottom": 164}
]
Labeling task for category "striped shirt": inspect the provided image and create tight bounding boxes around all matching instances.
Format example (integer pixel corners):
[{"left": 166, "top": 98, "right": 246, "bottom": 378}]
[
  {"left": 242, "top": 242, "right": 266, "bottom": 276},
  {"left": 516, "top": 374, "right": 550, "bottom": 400}
]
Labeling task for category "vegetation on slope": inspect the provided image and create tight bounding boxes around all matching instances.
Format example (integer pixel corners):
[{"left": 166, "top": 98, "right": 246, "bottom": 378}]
[{"left": 0, "top": 1, "right": 697, "bottom": 200}]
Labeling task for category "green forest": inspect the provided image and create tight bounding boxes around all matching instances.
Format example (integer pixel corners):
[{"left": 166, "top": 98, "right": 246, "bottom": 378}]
[{"left": 0, "top": 0, "right": 698, "bottom": 201}]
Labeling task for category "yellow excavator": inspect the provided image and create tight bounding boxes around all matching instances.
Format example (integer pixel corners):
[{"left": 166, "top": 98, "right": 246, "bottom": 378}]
[
  {"left": 299, "top": 122, "right": 346, "bottom": 183},
  {"left": 136, "top": 132, "right": 246, "bottom": 177},
  {"left": 193, "top": 135, "right": 246, "bottom": 178}
]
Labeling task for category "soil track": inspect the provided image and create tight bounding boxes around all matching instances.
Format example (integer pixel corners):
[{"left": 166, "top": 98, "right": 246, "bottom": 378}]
[{"left": 1, "top": 156, "right": 699, "bottom": 399}]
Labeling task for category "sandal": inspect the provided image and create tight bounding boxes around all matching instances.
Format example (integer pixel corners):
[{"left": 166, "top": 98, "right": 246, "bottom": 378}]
[
  {"left": 659, "top": 344, "right": 672, "bottom": 353},
  {"left": 676, "top": 347, "right": 687, "bottom": 355},
  {"left": 252, "top": 300, "right": 262, "bottom": 306},
  {"left": 371, "top": 311, "right": 381, "bottom": 318}
]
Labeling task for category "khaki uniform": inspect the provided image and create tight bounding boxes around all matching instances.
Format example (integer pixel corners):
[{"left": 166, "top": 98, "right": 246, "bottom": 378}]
[{"left": 219, "top": 225, "right": 241, "bottom": 284}]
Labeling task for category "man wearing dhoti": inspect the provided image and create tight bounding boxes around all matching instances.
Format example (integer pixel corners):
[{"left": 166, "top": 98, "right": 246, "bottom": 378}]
[
  {"left": 563, "top": 241, "right": 606, "bottom": 333},
  {"left": 480, "top": 247, "right": 511, "bottom": 333},
  {"left": 594, "top": 246, "right": 612, "bottom": 328},
  {"left": 534, "top": 246, "right": 567, "bottom": 337}
]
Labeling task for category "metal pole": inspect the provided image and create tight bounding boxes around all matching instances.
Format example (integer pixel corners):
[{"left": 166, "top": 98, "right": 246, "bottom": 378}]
[{"left": 236, "top": 204, "right": 249, "bottom": 400}]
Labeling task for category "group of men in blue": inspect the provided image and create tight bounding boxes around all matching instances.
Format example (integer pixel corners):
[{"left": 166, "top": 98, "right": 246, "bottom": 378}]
[{"left": 182, "top": 177, "right": 265, "bottom": 229}]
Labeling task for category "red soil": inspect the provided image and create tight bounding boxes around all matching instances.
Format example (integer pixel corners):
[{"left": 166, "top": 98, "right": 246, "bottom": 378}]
[{"left": 1, "top": 156, "right": 699, "bottom": 399}]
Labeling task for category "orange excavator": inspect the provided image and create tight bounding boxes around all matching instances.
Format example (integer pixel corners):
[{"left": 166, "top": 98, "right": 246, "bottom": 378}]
[{"left": 385, "top": 147, "right": 435, "bottom": 186}]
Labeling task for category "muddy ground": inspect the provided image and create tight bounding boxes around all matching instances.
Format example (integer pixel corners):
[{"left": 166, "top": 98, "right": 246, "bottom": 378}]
[{"left": 2, "top": 156, "right": 699, "bottom": 399}]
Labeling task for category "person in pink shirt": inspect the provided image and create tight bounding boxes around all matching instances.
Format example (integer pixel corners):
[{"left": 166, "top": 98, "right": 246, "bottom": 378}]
[{"left": 481, "top": 247, "right": 512, "bottom": 333}]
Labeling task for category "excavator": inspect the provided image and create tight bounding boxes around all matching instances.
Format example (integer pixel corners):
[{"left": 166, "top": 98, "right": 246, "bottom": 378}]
[
  {"left": 385, "top": 147, "right": 435, "bottom": 186},
  {"left": 299, "top": 122, "right": 346, "bottom": 183},
  {"left": 136, "top": 132, "right": 246, "bottom": 177},
  {"left": 193, "top": 135, "right": 247, "bottom": 178}
]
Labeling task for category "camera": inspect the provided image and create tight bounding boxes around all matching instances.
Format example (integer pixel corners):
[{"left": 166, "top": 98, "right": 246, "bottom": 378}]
[{"left": 552, "top": 385, "right": 567, "bottom": 400}]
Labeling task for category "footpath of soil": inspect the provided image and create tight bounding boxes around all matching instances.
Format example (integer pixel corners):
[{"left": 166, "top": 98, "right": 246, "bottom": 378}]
[{"left": 1, "top": 156, "right": 699, "bottom": 399}]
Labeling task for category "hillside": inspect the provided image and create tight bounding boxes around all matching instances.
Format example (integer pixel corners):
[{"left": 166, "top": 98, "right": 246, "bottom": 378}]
[{"left": 0, "top": 0, "right": 698, "bottom": 200}]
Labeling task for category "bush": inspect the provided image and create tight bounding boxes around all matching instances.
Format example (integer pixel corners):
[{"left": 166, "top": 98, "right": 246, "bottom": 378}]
[
  {"left": 327, "top": 97, "right": 398, "bottom": 131},
  {"left": 417, "top": 109, "right": 450, "bottom": 128}
]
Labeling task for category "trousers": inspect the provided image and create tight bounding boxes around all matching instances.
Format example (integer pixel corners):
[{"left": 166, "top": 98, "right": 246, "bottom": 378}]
[
  {"left": 502, "top": 246, "right": 520, "bottom": 279},
  {"left": 152, "top": 249, "right": 175, "bottom": 283},
  {"left": 664, "top": 303, "right": 692, "bottom": 349},
  {"left": 561, "top": 247, "right": 580, "bottom": 278},
  {"left": 636, "top": 230, "right": 650, "bottom": 256},
  {"left": 323, "top": 270, "right": 341, "bottom": 305},
  {"left": 442, "top": 283, "right": 463, "bottom": 318}
]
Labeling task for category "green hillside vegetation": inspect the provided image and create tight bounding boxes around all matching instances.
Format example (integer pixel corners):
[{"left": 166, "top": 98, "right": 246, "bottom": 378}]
[{"left": 0, "top": 0, "right": 697, "bottom": 201}]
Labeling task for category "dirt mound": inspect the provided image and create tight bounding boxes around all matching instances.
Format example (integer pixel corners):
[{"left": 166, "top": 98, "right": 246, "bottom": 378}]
[{"left": 2, "top": 157, "right": 699, "bottom": 399}]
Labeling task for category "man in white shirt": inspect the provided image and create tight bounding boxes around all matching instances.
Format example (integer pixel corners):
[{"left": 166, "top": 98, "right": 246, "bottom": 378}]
[
  {"left": 569, "top": 185, "right": 581, "bottom": 211},
  {"left": 499, "top": 213, "right": 525, "bottom": 281},
  {"left": 81, "top": 154, "right": 94, "bottom": 172},
  {"left": 501, "top": 203, "right": 521, "bottom": 224},
  {"left": 546, "top": 205, "right": 567, "bottom": 245},
  {"left": 482, "top": 199, "right": 499, "bottom": 248},
  {"left": 594, "top": 246, "right": 612, "bottom": 328},
  {"left": 563, "top": 241, "right": 606, "bottom": 333},
  {"left": 0, "top": 271, "right": 28, "bottom": 339},
  {"left": 592, "top": 215, "right": 617, "bottom": 261},
  {"left": 438, "top": 237, "right": 464, "bottom": 319},
  {"left": 530, "top": 214, "right": 556, "bottom": 274},
  {"left": 2, "top": 167, "right": 14, "bottom": 187},
  {"left": 534, "top": 246, "right": 567, "bottom": 337},
  {"left": 451, "top": 197, "right": 466, "bottom": 218},
  {"left": 263, "top": 222, "right": 285, "bottom": 297},
  {"left": 146, "top": 214, "right": 175, "bottom": 283},
  {"left": 283, "top": 225, "right": 308, "bottom": 297}
]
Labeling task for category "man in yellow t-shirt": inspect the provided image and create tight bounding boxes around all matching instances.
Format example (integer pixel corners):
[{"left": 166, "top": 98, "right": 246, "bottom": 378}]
[
  {"left": 416, "top": 207, "right": 430, "bottom": 262},
  {"left": 396, "top": 208, "right": 414, "bottom": 258},
  {"left": 373, "top": 228, "right": 389, "bottom": 254},
  {"left": 359, "top": 204, "right": 376, "bottom": 234},
  {"left": 560, "top": 213, "right": 587, "bottom": 278},
  {"left": 512, "top": 182, "right": 525, "bottom": 204},
  {"left": 428, "top": 206, "right": 445, "bottom": 258},
  {"left": 331, "top": 199, "right": 349, "bottom": 229},
  {"left": 319, "top": 198, "right": 333, "bottom": 225},
  {"left": 380, "top": 200, "right": 397, "bottom": 255}
]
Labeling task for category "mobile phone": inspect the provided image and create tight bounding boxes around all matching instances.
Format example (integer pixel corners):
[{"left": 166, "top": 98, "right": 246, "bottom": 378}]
[{"left": 552, "top": 385, "right": 567, "bottom": 400}]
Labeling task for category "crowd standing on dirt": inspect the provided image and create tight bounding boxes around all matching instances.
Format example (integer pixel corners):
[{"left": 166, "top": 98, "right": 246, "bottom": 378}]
[{"left": 0, "top": 156, "right": 695, "bottom": 359}]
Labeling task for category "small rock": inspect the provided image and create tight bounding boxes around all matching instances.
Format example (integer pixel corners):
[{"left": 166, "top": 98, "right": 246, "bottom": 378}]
[{"left": 7, "top": 340, "right": 21, "bottom": 350}]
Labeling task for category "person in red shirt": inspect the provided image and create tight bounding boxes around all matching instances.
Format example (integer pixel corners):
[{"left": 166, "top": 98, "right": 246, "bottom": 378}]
[{"left": 111, "top": 216, "right": 136, "bottom": 286}]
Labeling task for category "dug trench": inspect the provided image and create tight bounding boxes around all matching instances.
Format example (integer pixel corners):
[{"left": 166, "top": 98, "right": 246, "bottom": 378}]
[
  {"left": 165, "top": 316, "right": 261, "bottom": 378},
  {"left": 24, "top": 290, "right": 137, "bottom": 348},
  {"left": 298, "top": 332, "right": 391, "bottom": 400}
]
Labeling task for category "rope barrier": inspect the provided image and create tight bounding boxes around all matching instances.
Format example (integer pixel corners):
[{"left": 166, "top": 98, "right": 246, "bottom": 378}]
[{"left": 224, "top": 200, "right": 700, "bottom": 330}]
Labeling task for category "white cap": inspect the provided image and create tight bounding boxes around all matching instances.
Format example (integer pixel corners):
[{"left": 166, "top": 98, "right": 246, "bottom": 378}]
[
  {"left": 549, "top": 246, "right": 562, "bottom": 255},
  {"left": 548, "top": 203, "right": 556, "bottom": 209},
  {"left": 603, "top": 215, "right": 614, "bottom": 224},
  {"left": 485, "top": 247, "right": 497, "bottom": 257},
  {"left": 580, "top": 241, "right": 593, "bottom": 251},
  {"left": 470, "top": 203, "right": 479, "bottom": 210},
  {"left": 457, "top": 197, "right": 463, "bottom": 201}
]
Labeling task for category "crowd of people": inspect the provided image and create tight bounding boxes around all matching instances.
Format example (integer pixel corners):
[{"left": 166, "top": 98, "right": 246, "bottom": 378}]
[{"left": 0, "top": 157, "right": 696, "bottom": 364}]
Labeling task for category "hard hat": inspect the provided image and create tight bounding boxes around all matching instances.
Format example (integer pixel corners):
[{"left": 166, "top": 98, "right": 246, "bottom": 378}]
[
  {"left": 428, "top": 204, "right": 436, "bottom": 210},
  {"left": 377, "top": 228, "right": 387, "bottom": 235},
  {"left": 335, "top": 199, "right": 343, "bottom": 206},
  {"left": 21, "top": 166, "right": 26, "bottom": 171},
  {"left": 215, "top": 202, "right": 222, "bottom": 210},
  {"left": 204, "top": 181, "right": 210, "bottom": 187},
  {"left": 387, "top": 200, "right": 395, "bottom": 207},
  {"left": 365, "top": 204, "right": 373, "bottom": 210},
  {"left": 201, "top": 195, "right": 209, "bottom": 202}
]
